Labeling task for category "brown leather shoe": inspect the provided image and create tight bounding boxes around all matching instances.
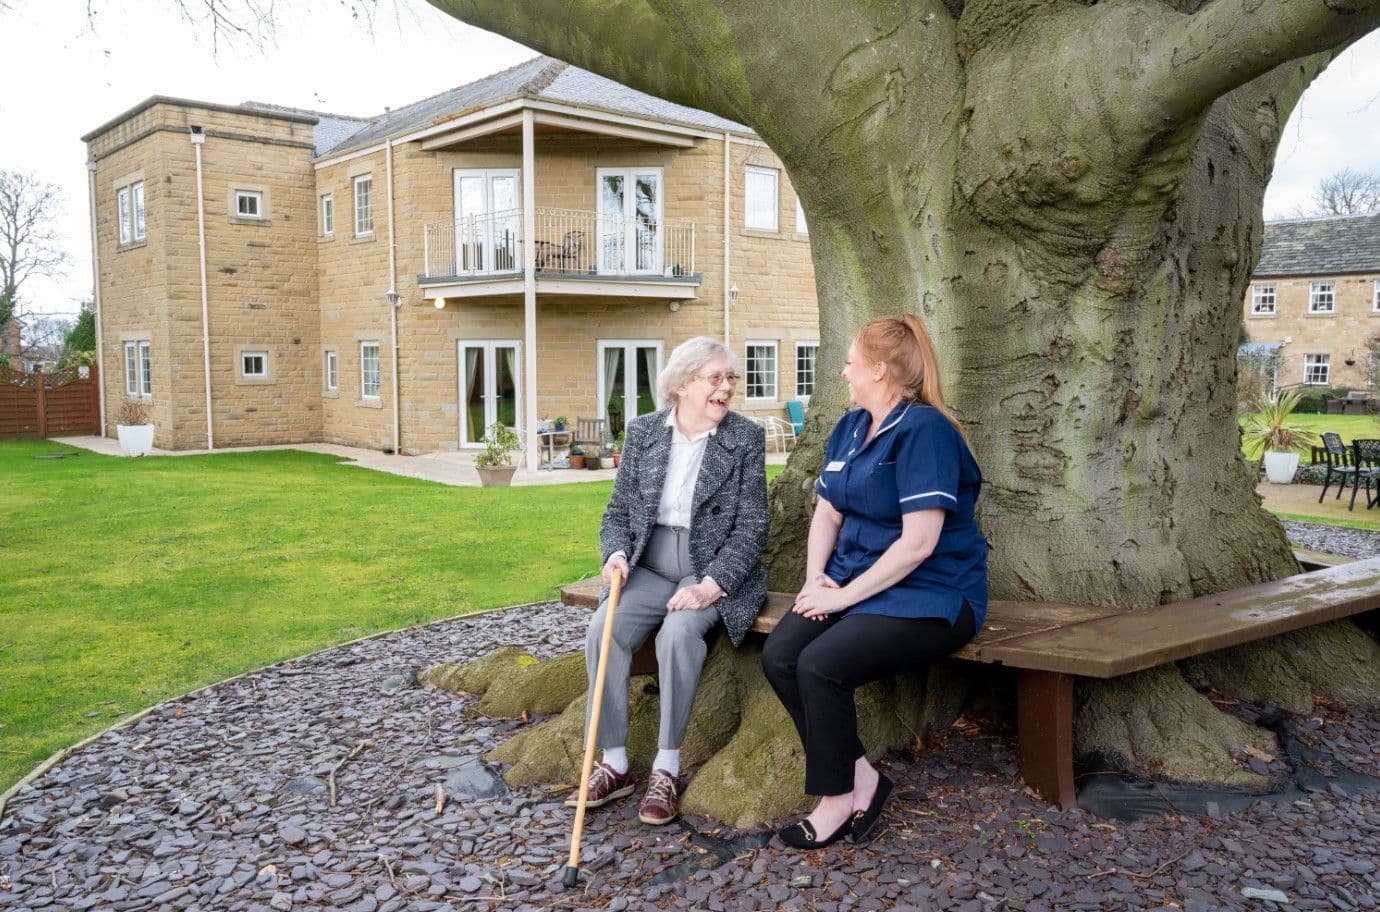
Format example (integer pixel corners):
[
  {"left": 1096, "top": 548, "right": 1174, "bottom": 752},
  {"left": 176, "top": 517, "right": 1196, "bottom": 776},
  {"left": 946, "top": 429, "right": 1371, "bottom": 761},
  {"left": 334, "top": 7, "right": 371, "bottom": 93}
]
[
  {"left": 564, "top": 761, "right": 635, "bottom": 809},
  {"left": 637, "top": 769, "right": 680, "bottom": 825}
]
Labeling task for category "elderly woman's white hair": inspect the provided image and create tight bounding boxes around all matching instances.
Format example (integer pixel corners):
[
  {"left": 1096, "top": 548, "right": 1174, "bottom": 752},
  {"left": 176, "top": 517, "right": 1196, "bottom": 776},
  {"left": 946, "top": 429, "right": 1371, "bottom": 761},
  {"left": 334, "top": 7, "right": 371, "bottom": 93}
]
[{"left": 657, "top": 336, "right": 738, "bottom": 408}]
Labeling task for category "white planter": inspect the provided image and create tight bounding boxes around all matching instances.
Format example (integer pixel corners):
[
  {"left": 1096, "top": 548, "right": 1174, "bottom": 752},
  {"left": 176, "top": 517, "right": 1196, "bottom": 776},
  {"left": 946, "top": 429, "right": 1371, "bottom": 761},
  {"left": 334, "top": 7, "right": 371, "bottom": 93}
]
[
  {"left": 116, "top": 423, "right": 155, "bottom": 457},
  {"left": 1263, "top": 450, "right": 1299, "bottom": 484}
]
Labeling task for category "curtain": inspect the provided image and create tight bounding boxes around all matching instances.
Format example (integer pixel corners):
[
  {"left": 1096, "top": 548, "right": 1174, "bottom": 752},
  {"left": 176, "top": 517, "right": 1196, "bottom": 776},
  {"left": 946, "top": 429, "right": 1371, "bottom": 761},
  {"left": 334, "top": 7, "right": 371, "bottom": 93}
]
[
  {"left": 637, "top": 346, "right": 658, "bottom": 416},
  {"left": 603, "top": 347, "right": 625, "bottom": 437},
  {"left": 499, "top": 346, "right": 518, "bottom": 429},
  {"left": 464, "top": 348, "right": 483, "bottom": 442}
]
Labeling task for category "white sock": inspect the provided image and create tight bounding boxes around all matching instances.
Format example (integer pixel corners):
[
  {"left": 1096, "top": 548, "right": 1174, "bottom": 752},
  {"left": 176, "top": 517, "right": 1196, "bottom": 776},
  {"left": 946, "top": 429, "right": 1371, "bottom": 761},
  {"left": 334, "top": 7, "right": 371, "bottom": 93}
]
[
  {"left": 602, "top": 747, "right": 629, "bottom": 774},
  {"left": 653, "top": 749, "right": 680, "bottom": 777}
]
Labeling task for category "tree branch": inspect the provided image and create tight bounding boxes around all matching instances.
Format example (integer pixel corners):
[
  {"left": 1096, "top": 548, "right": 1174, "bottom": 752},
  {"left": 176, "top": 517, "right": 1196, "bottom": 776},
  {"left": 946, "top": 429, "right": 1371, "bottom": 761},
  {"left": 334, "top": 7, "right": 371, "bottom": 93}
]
[
  {"left": 1149, "top": 0, "right": 1380, "bottom": 123},
  {"left": 425, "top": 0, "right": 746, "bottom": 121}
]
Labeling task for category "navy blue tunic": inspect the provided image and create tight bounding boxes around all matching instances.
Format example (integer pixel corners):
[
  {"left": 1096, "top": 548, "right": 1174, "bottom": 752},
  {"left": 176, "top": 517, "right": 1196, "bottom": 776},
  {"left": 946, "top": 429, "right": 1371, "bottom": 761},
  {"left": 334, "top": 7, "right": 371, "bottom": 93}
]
[{"left": 813, "top": 400, "right": 989, "bottom": 627}]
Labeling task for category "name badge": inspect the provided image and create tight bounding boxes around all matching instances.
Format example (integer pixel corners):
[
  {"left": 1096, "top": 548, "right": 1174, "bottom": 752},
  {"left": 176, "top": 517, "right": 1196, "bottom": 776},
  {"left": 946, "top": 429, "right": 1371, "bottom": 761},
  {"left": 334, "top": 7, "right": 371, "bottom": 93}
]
[{"left": 825, "top": 460, "right": 846, "bottom": 472}]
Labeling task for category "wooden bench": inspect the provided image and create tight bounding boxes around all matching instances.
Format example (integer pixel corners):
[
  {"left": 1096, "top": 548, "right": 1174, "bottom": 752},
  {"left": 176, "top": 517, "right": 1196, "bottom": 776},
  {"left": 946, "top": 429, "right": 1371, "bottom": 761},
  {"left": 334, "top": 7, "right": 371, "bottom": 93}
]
[{"left": 558, "top": 554, "right": 1380, "bottom": 809}]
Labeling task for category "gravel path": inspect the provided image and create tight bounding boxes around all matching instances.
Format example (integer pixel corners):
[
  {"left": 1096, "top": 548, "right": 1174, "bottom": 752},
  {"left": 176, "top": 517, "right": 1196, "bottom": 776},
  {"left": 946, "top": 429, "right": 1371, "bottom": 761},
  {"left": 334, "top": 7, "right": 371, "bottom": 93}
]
[
  {"left": 1282, "top": 521, "right": 1380, "bottom": 560},
  {"left": 2, "top": 598, "right": 1378, "bottom": 912}
]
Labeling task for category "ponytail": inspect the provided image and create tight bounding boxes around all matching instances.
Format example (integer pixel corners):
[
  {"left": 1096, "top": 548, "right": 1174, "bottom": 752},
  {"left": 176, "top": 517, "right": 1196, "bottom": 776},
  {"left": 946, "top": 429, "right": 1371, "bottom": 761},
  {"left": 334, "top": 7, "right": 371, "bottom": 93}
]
[{"left": 854, "top": 314, "right": 969, "bottom": 444}]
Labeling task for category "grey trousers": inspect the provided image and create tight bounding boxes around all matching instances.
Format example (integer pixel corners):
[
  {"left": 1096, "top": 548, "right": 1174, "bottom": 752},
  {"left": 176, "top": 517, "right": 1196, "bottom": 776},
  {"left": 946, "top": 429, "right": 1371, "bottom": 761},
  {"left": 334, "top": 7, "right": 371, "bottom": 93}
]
[{"left": 585, "top": 526, "right": 721, "bottom": 751}]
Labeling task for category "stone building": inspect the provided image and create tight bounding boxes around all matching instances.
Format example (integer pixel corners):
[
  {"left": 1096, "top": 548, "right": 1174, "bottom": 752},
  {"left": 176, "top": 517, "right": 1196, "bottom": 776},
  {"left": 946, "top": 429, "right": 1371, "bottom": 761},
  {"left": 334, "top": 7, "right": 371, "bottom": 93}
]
[
  {"left": 83, "top": 56, "right": 821, "bottom": 464},
  {"left": 1242, "top": 213, "right": 1380, "bottom": 392}
]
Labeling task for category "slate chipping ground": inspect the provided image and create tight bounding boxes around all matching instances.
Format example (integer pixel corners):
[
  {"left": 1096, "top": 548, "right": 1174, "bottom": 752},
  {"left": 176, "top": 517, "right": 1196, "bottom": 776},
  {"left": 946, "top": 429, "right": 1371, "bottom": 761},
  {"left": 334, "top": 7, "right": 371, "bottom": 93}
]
[{"left": 1, "top": 523, "right": 1378, "bottom": 911}]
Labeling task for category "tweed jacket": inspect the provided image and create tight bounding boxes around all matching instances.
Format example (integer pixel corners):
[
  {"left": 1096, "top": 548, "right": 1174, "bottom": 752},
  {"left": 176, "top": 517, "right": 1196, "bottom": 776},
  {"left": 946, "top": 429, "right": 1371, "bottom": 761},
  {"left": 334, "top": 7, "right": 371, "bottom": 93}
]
[{"left": 599, "top": 408, "right": 768, "bottom": 647}]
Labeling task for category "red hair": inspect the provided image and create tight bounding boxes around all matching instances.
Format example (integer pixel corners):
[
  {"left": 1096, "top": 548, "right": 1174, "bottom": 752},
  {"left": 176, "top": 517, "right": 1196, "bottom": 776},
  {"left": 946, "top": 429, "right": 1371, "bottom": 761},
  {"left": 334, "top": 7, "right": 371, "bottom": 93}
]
[{"left": 854, "top": 314, "right": 968, "bottom": 442}]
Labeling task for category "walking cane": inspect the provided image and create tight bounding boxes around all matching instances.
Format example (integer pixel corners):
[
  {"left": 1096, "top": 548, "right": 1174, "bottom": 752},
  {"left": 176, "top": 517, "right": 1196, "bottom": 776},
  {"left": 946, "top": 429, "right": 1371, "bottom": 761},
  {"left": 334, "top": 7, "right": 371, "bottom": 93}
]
[{"left": 562, "top": 570, "right": 624, "bottom": 888}]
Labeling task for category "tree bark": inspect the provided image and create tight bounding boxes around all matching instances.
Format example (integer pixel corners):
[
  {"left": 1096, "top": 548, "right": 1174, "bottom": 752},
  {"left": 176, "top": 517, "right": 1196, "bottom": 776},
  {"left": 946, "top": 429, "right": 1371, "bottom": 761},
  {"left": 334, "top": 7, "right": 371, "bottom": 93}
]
[{"left": 426, "top": 0, "right": 1380, "bottom": 802}]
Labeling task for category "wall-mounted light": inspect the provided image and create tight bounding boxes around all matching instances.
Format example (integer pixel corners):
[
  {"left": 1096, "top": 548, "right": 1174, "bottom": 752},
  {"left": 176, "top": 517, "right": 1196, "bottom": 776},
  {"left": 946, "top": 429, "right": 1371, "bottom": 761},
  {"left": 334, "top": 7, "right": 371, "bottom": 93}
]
[
  {"left": 668, "top": 301, "right": 681, "bottom": 313},
  {"left": 434, "top": 297, "right": 447, "bottom": 310},
  {"left": 729, "top": 285, "right": 740, "bottom": 306},
  {"left": 384, "top": 291, "right": 404, "bottom": 309}
]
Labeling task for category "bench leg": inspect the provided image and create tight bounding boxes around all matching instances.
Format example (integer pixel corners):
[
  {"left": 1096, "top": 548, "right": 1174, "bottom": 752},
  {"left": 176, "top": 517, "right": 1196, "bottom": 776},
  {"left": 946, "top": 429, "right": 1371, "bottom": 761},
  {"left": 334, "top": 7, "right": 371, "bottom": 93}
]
[
  {"left": 1016, "top": 669, "right": 1077, "bottom": 810},
  {"left": 630, "top": 639, "right": 658, "bottom": 678}
]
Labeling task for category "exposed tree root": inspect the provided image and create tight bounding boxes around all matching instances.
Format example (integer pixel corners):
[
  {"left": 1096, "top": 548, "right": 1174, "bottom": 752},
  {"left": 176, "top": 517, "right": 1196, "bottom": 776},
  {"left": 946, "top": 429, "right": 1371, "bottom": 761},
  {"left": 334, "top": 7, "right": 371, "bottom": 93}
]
[{"left": 1181, "top": 621, "right": 1380, "bottom": 715}]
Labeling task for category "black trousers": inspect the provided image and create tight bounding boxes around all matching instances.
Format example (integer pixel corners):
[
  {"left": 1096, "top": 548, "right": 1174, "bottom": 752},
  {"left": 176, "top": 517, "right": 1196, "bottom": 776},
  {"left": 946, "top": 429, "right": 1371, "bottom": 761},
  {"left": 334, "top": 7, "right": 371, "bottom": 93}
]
[{"left": 761, "top": 602, "right": 976, "bottom": 796}]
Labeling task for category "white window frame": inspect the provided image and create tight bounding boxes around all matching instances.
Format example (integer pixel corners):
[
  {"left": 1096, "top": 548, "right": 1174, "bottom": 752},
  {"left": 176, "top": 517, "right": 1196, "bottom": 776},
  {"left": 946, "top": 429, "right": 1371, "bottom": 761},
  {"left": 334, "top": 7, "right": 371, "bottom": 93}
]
[
  {"left": 132, "top": 181, "right": 146, "bottom": 241},
  {"left": 240, "top": 350, "right": 268, "bottom": 379},
  {"left": 595, "top": 340, "right": 664, "bottom": 431},
  {"left": 594, "top": 167, "right": 664, "bottom": 275},
  {"left": 453, "top": 169, "right": 522, "bottom": 274},
  {"left": 1373, "top": 279, "right": 1379, "bottom": 313},
  {"left": 354, "top": 175, "right": 374, "bottom": 237},
  {"left": 795, "top": 341, "right": 819, "bottom": 399},
  {"left": 457, "top": 340, "right": 523, "bottom": 447},
  {"left": 795, "top": 197, "right": 808, "bottom": 235},
  {"left": 745, "top": 166, "right": 779, "bottom": 231},
  {"left": 320, "top": 194, "right": 334, "bottom": 237},
  {"left": 234, "top": 189, "right": 265, "bottom": 220},
  {"left": 324, "top": 349, "right": 338, "bottom": 391},
  {"left": 1303, "top": 353, "right": 1330, "bottom": 386},
  {"left": 1308, "top": 281, "right": 1335, "bottom": 314},
  {"left": 117, "top": 186, "right": 131, "bottom": 245},
  {"left": 1250, "top": 283, "right": 1275, "bottom": 315},
  {"left": 360, "top": 341, "right": 381, "bottom": 399},
  {"left": 745, "top": 340, "right": 779, "bottom": 401},
  {"left": 124, "top": 340, "right": 151, "bottom": 397}
]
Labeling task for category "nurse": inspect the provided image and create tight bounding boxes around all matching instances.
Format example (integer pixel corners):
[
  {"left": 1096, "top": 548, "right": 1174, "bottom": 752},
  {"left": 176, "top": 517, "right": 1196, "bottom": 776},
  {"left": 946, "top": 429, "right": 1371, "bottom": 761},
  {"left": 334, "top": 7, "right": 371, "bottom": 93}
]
[{"left": 761, "top": 314, "right": 988, "bottom": 850}]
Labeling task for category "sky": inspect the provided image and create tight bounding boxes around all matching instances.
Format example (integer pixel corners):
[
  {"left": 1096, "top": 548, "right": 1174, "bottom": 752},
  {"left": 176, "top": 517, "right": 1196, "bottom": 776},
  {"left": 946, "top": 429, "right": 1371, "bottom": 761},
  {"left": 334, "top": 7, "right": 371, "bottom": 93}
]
[{"left": 1, "top": 1, "right": 1378, "bottom": 318}]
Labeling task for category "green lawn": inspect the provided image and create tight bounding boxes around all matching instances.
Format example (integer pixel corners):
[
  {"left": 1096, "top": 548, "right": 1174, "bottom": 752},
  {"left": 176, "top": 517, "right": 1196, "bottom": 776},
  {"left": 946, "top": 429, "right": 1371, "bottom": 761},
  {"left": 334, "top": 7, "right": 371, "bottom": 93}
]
[
  {"left": 0, "top": 440, "right": 614, "bottom": 791},
  {"left": 1238, "top": 411, "right": 1380, "bottom": 448}
]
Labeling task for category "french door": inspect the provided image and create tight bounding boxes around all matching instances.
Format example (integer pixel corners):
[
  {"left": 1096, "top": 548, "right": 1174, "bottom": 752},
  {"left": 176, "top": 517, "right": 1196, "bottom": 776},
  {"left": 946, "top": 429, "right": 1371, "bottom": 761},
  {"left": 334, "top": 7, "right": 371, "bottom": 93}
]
[
  {"left": 597, "top": 341, "right": 663, "bottom": 438},
  {"left": 596, "top": 168, "right": 663, "bottom": 274},
  {"left": 453, "top": 169, "right": 519, "bottom": 274},
  {"left": 459, "top": 341, "right": 521, "bottom": 448}
]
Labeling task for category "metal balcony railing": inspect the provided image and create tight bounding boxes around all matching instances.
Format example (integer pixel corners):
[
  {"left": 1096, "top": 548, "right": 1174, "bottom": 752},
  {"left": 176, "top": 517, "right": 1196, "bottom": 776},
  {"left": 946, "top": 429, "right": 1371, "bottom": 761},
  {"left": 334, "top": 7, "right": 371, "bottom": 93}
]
[{"left": 423, "top": 207, "right": 696, "bottom": 281}]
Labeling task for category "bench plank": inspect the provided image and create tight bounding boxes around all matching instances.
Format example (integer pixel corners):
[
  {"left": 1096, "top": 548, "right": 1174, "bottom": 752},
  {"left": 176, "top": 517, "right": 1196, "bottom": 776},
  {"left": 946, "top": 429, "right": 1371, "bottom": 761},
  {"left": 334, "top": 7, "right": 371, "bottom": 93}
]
[{"left": 982, "top": 557, "right": 1380, "bottom": 678}]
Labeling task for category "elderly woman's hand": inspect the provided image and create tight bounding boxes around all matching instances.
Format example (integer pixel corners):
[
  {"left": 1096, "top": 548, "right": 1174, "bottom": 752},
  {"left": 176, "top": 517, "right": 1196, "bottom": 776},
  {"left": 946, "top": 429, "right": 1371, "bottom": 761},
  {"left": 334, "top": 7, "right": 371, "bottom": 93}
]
[
  {"left": 667, "top": 578, "right": 724, "bottom": 612},
  {"left": 602, "top": 553, "right": 630, "bottom": 586}
]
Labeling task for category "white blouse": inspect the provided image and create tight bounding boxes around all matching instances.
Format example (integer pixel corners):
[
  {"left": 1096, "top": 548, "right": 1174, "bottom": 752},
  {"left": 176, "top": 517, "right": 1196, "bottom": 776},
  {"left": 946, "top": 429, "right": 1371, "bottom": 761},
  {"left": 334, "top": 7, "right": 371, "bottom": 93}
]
[{"left": 656, "top": 409, "right": 716, "bottom": 528}]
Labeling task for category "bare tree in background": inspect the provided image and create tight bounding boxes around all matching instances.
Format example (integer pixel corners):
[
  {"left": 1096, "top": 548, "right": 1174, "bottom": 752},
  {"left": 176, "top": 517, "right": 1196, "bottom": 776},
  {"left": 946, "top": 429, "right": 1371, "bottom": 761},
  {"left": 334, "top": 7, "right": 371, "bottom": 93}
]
[
  {"left": 1293, "top": 168, "right": 1380, "bottom": 217},
  {"left": 0, "top": 170, "right": 70, "bottom": 332},
  {"left": 19, "top": 313, "right": 74, "bottom": 370}
]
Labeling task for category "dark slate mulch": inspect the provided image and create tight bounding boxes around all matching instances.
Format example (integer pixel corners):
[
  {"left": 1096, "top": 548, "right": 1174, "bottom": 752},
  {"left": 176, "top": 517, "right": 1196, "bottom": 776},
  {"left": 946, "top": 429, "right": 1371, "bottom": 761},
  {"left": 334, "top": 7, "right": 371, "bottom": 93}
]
[{"left": 1, "top": 602, "right": 1377, "bottom": 912}]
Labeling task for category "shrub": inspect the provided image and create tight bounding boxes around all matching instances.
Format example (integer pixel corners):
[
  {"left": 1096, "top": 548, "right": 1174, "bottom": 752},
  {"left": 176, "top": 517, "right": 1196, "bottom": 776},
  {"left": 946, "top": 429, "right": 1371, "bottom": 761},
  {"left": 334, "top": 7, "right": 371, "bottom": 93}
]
[
  {"left": 475, "top": 421, "right": 521, "bottom": 468},
  {"left": 1241, "top": 391, "right": 1321, "bottom": 459},
  {"left": 114, "top": 396, "right": 151, "bottom": 426}
]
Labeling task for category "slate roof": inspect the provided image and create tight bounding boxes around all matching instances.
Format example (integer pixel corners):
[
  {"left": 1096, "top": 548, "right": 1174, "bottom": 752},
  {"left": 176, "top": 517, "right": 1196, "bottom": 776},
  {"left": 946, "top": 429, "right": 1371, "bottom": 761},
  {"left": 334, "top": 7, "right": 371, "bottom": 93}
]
[
  {"left": 241, "top": 102, "right": 372, "bottom": 157},
  {"left": 1253, "top": 213, "right": 1380, "bottom": 277},
  {"left": 321, "top": 55, "right": 751, "bottom": 159}
]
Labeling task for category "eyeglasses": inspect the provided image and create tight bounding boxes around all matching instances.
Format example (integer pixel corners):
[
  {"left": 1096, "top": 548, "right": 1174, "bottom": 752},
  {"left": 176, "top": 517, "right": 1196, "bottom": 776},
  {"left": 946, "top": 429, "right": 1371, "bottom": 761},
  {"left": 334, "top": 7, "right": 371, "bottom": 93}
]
[{"left": 694, "top": 371, "right": 740, "bottom": 387}]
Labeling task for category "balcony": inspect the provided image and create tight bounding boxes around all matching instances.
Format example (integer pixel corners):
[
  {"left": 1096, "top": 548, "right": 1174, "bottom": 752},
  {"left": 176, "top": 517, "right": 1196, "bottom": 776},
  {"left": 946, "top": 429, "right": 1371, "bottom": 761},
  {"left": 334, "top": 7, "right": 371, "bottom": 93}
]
[{"left": 419, "top": 207, "right": 701, "bottom": 301}]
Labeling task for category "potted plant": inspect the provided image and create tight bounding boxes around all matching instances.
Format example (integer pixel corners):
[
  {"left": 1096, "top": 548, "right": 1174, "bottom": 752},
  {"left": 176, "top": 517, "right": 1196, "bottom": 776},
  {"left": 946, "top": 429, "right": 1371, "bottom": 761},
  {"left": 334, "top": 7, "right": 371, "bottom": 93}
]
[
  {"left": 567, "top": 444, "right": 586, "bottom": 470},
  {"left": 115, "top": 396, "right": 155, "bottom": 456},
  {"left": 552, "top": 416, "right": 568, "bottom": 432},
  {"left": 474, "top": 420, "right": 521, "bottom": 487},
  {"left": 586, "top": 447, "right": 604, "bottom": 470},
  {"left": 611, "top": 431, "right": 625, "bottom": 468},
  {"left": 1242, "top": 391, "right": 1321, "bottom": 484}
]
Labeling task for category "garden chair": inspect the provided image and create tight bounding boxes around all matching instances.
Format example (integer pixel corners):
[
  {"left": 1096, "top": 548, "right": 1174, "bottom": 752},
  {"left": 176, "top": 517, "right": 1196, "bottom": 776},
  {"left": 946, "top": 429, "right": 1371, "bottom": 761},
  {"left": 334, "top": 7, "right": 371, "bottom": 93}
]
[
  {"left": 1348, "top": 439, "right": 1380, "bottom": 511},
  {"left": 785, "top": 400, "right": 805, "bottom": 438},
  {"left": 1317, "top": 432, "right": 1357, "bottom": 503},
  {"left": 750, "top": 416, "right": 794, "bottom": 454},
  {"left": 573, "top": 417, "right": 609, "bottom": 453}
]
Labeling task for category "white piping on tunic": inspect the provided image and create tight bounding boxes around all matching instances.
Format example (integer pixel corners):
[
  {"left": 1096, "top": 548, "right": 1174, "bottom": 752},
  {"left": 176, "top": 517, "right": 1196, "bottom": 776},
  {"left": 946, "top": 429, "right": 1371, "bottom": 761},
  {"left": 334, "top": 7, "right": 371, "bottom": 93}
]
[{"left": 900, "top": 490, "right": 957, "bottom": 503}]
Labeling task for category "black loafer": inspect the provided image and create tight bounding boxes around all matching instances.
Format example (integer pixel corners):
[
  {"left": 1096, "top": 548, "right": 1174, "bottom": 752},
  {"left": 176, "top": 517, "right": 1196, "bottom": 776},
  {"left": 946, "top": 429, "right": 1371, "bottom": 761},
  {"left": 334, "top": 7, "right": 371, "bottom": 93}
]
[
  {"left": 776, "top": 814, "right": 853, "bottom": 850},
  {"left": 848, "top": 773, "right": 894, "bottom": 845}
]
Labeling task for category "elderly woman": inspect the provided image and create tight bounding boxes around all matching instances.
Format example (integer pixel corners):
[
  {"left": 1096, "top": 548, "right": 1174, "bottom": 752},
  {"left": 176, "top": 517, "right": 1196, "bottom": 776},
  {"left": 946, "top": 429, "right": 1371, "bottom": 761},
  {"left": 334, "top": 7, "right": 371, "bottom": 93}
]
[
  {"left": 567, "top": 336, "right": 768, "bottom": 825},
  {"left": 762, "top": 314, "right": 988, "bottom": 849}
]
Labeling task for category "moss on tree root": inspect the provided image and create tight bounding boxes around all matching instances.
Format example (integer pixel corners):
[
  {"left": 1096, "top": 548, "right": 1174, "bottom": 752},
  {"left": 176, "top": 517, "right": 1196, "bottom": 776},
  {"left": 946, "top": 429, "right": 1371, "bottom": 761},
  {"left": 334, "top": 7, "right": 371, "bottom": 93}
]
[{"left": 423, "top": 639, "right": 971, "bottom": 828}]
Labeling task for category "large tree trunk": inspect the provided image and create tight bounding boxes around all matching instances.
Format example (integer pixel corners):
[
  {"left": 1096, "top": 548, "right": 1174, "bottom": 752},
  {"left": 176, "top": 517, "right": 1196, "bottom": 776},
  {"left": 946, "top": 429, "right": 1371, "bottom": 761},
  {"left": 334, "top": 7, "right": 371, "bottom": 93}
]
[{"left": 425, "top": 0, "right": 1380, "bottom": 814}]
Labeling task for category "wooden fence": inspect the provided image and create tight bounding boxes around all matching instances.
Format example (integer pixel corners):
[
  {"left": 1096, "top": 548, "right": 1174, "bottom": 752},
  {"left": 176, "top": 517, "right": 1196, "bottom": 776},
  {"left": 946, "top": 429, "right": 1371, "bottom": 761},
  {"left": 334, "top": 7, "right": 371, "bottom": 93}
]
[{"left": 0, "top": 364, "right": 101, "bottom": 440}]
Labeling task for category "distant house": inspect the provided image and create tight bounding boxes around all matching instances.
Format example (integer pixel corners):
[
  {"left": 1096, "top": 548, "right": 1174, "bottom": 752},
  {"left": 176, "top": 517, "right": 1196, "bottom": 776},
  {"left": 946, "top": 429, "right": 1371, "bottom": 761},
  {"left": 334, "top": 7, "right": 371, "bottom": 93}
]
[
  {"left": 1242, "top": 213, "right": 1380, "bottom": 391},
  {"left": 82, "top": 56, "right": 820, "bottom": 460}
]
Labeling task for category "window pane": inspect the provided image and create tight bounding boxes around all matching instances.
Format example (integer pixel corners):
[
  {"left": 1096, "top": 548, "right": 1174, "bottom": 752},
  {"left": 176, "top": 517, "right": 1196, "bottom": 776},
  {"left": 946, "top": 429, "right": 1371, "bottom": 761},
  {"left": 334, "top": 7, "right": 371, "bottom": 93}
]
[
  {"left": 361, "top": 343, "right": 380, "bottom": 397},
  {"left": 117, "top": 188, "right": 131, "bottom": 244},
  {"left": 796, "top": 344, "right": 817, "bottom": 397},
  {"left": 133, "top": 183, "right": 146, "bottom": 240},
  {"left": 322, "top": 196, "right": 333, "bottom": 235},
  {"left": 355, "top": 177, "right": 373, "bottom": 235},
  {"left": 746, "top": 344, "right": 777, "bottom": 399},
  {"left": 325, "top": 351, "right": 337, "bottom": 389},
  {"left": 139, "top": 341, "right": 151, "bottom": 396},
  {"left": 125, "top": 343, "right": 137, "bottom": 394},
  {"left": 745, "top": 168, "right": 778, "bottom": 230}
]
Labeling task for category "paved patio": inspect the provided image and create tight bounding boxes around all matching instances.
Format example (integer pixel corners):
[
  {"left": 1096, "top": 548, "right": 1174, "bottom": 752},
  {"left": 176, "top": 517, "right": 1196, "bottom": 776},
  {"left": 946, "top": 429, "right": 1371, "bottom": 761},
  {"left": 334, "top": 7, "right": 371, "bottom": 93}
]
[{"left": 50, "top": 436, "right": 788, "bottom": 488}]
